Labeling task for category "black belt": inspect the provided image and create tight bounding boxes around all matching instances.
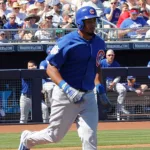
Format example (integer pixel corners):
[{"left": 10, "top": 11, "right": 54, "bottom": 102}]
[{"left": 79, "top": 89, "right": 91, "bottom": 92}]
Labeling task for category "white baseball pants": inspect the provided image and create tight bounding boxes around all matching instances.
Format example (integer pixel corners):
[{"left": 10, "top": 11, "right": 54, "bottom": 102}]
[{"left": 22, "top": 85, "right": 99, "bottom": 150}]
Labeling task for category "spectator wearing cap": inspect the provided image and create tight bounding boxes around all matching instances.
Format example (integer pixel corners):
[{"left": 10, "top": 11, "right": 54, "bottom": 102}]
[
  {"left": 28, "top": 0, "right": 35, "bottom": 5},
  {"left": 60, "top": 11, "right": 76, "bottom": 28},
  {"left": 49, "top": 0, "right": 63, "bottom": 28},
  {"left": 82, "top": 0, "right": 105, "bottom": 17},
  {"left": 6, "top": 0, "right": 17, "bottom": 11},
  {"left": 119, "top": 7, "right": 149, "bottom": 39},
  {"left": 0, "top": 31, "right": 8, "bottom": 43},
  {"left": 0, "top": 0, "right": 11, "bottom": 16},
  {"left": 7, "top": 2, "right": 26, "bottom": 25},
  {"left": 19, "top": 0, "right": 29, "bottom": 14},
  {"left": 44, "top": 11, "right": 53, "bottom": 24},
  {"left": 34, "top": 19, "right": 55, "bottom": 42},
  {"left": 35, "top": 0, "right": 49, "bottom": 17},
  {"left": 104, "top": 0, "right": 121, "bottom": 27},
  {"left": 17, "top": 14, "right": 40, "bottom": 41},
  {"left": 27, "top": 4, "right": 39, "bottom": 15},
  {"left": 116, "top": 3, "right": 130, "bottom": 28}
]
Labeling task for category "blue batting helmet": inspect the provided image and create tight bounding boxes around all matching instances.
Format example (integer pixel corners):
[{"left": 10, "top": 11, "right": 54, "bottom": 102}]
[{"left": 75, "top": 6, "right": 98, "bottom": 30}]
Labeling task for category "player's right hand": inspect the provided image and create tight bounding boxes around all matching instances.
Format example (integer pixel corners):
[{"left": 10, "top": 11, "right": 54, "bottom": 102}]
[
  {"left": 65, "top": 86, "right": 85, "bottom": 103},
  {"left": 59, "top": 80, "right": 85, "bottom": 103}
]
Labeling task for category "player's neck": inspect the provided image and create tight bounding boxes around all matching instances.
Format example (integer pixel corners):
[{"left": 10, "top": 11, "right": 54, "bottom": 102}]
[{"left": 78, "top": 30, "right": 93, "bottom": 40}]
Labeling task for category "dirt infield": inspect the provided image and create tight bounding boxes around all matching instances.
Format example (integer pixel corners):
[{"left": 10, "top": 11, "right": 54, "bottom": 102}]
[{"left": 1, "top": 121, "right": 150, "bottom": 149}]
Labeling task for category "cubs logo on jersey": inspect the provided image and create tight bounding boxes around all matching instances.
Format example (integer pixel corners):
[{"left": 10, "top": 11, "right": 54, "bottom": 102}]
[
  {"left": 96, "top": 50, "right": 105, "bottom": 67},
  {"left": 50, "top": 45, "right": 59, "bottom": 55}
]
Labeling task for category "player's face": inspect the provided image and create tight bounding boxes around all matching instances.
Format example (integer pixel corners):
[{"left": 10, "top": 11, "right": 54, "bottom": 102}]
[
  {"left": 27, "top": 62, "right": 37, "bottom": 69},
  {"left": 83, "top": 18, "right": 97, "bottom": 36},
  {"left": 127, "top": 79, "right": 136, "bottom": 86},
  {"left": 106, "top": 52, "right": 115, "bottom": 63}
]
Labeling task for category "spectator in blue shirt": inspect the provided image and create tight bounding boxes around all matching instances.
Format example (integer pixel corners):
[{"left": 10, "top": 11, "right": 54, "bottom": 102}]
[
  {"left": 119, "top": 7, "right": 148, "bottom": 39},
  {"left": 3, "top": 13, "right": 20, "bottom": 40},
  {"left": 104, "top": 0, "right": 121, "bottom": 27}
]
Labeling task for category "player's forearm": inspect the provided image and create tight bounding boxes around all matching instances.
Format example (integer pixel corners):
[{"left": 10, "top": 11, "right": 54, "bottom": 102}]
[
  {"left": 46, "top": 63, "right": 63, "bottom": 85},
  {"left": 94, "top": 67, "right": 103, "bottom": 85}
]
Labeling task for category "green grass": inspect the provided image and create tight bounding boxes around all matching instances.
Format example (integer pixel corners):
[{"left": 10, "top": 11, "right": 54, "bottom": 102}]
[{"left": 1, "top": 129, "right": 150, "bottom": 149}]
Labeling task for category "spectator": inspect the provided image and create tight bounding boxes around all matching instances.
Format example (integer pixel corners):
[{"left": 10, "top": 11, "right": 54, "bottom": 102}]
[
  {"left": 16, "top": 14, "right": 40, "bottom": 41},
  {"left": 6, "top": 0, "right": 18, "bottom": 11},
  {"left": 136, "top": 0, "right": 150, "bottom": 20},
  {"left": 0, "top": 9, "right": 7, "bottom": 28},
  {"left": 27, "top": 4, "right": 39, "bottom": 15},
  {"left": 126, "top": 0, "right": 137, "bottom": 9},
  {"left": 35, "top": 0, "right": 49, "bottom": 17},
  {"left": 118, "top": 7, "right": 148, "bottom": 39},
  {"left": 82, "top": 0, "right": 105, "bottom": 17},
  {"left": 49, "top": 0, "right": 63, "bottom": 28},
  {"left": 60, "top": 11, "right": 76, "bottom": 28},
  {"left": 116, "top": 2, "right": 130, "bottom": 28},
  {"left": 35, "top": 19, "right": 55, "bottom": 42},
  {"left": 19, "top": 0, "right": 29, "bottom": 14},
  {"left": 100, "top": 49, "right": 129, "bottom": 121},
  {"left": 0, "top": 31, "right": 8, "bottom": 43},
  {"left": 145, "top": 20, "right": 150, "bottom": 39},
  {"left": 8, "top": 2, "right": 26, "bottom": 25},
  {"left": 0, "top": 0, "right": 11, "bottom": 16},
  {"left": 3, "top": 13, "right": 20, "bottom": 40},
  {"left": 104, "top": 0, "right": 121, "bottom": 28},
  {"left": 19, "top": 60, "right": 49, "bottom": 123}
]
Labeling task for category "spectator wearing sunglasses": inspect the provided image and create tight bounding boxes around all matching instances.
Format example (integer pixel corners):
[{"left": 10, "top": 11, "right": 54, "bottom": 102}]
[
  {"left": 7, "top": 2, "right": 26, "bottom": 25},
  {"left": 100, "top": 49, "right": 130, "bottom": 120},
  {"left": 104, "top": 0, "right": 121, "bottom": 28}
]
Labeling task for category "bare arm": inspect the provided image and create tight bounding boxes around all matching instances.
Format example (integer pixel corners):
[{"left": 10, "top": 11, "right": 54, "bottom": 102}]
[
  {"left": 46, "top": 63, "right": 63, "bottom": 85},
  {"left": 94, "top": 66, "right": 103, "bottom": 85}
]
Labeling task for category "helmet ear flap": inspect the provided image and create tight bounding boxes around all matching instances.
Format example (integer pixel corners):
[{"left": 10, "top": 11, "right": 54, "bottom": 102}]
[{"left": 77, "top": 20, "right": 84, "bottom": 30}]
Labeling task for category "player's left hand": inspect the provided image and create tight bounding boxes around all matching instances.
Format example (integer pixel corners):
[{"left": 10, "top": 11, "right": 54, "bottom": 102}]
[{"left": 96, "top": 83, "right": 112, "bottom": 109}]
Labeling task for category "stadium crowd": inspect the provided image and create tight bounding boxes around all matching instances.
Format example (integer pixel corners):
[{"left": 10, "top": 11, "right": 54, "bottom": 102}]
[{"left": 0, "top": 0, "right": 150, "bottom": 42}]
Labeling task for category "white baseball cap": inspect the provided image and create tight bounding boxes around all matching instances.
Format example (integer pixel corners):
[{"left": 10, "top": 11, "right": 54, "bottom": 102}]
[{"left": 49, "top": 0, "right": 60, "bottom": 7}]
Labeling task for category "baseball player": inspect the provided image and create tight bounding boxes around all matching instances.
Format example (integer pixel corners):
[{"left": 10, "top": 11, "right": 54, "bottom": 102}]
[
  {"left": 18, "top": 6, "right": 110, "bottom": 150},
  {"left": 19, "top": 60, "right": 49, "bottom": 124},
  {"left": 39, "top": 46, "right": 55, "bottom": 123},
  {"left": 100, "top": 49, "right": 129, "bottom": 120}
]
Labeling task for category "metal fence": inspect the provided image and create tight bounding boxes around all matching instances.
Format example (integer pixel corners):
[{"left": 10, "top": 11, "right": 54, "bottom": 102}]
[
  {"left": 0, "top": 26, "right": 150, "bottom": 43},
  {"left": 0, "top": 67, "right": 150, "bottom": 124}
]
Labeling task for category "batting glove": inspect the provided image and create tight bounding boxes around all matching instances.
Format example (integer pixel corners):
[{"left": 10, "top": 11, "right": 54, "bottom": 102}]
[
  {"left": 59, "top": 80, "right": 85, "bottom": 103},
  {"left": 96, "top": 84, "right": 112, "bottom": 106}
]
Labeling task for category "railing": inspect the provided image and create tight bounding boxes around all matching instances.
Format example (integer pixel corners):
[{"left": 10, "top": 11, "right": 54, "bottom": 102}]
[
  {"left": 0, "top": 67, "right": 150, "bottom": 124},
  {"left": 0, "top": 26, "right": 150, "bottom": 43}
]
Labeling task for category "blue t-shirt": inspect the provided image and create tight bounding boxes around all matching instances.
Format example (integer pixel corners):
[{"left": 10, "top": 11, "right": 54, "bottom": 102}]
[
  {"left": 46, "top": 30, "right": 106, "bottom": 90},
  {"left": 39, "top": 60, "right": 52, "bottom": 84},
  {"left": 100, "top": 58, "right": 120, "bottom": 81},
  {"left": 120, "top": 17, "right": 148, "bottom": 37},
  {"left": 104, "top": 7, "right": 121, "bottom": 24},
  {"left": 122, "top": 82, "right": 140, "bottom": 91}
]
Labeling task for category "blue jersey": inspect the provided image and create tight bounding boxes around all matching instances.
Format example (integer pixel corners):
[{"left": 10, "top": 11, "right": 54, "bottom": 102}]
[
  {"left": 21, "top": 79, "right": 31, "bottom": 96},
  {"left": 122, "top": 82, "right": 140, "bottom": 91},
  {"left": 39, "top": 60, "right": 52, "bottom": 84},
  {"left": 120, "top": 17, "right": 148, "bottom": 37},
  {"left": 46, "top": 31, "right": 106, "bottom": 90},
  {"left": 100, "top": 58, "right": 120, "bottom": 81}
]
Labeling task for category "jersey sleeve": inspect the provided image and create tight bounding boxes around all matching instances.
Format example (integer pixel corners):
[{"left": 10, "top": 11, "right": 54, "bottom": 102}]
[{"left": 46, "top": 38, "right": 70, "bottom": 69}]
